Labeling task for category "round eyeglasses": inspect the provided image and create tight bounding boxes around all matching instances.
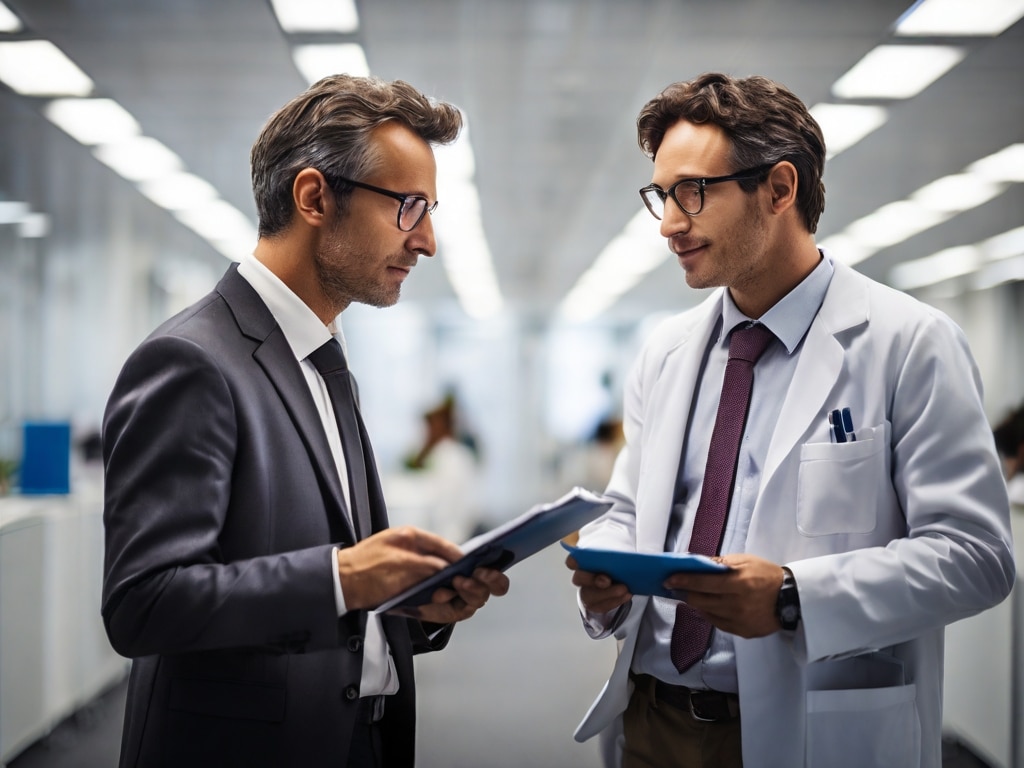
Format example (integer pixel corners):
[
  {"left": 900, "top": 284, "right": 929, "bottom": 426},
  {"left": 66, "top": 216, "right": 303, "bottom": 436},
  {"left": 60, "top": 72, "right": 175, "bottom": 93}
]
[
  {"left": 327, "top": 174, "right": 438, "bottom": 232},
  {"left": 639, "top": 164, "right": 774, "bottom": 219}
]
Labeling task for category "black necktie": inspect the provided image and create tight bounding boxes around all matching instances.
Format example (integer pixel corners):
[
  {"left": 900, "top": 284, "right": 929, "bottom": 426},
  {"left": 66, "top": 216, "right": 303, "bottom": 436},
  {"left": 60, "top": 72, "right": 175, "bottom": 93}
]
[
  {"left": 307, "top": 338, "right": 372, "bottom": 540},
  {"left": 671, "top": 322, "right": 775, "bottom": 672}
]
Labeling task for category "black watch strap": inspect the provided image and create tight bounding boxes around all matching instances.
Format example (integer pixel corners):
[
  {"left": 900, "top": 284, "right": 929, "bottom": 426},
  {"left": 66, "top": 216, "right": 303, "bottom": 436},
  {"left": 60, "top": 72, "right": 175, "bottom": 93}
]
[{"left": 775, "top": 567, "right": 801, "bottom": 631}]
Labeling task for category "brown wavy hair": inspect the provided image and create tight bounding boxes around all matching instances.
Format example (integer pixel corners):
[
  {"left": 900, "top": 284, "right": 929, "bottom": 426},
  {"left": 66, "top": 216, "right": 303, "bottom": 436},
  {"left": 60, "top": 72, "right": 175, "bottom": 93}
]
[
  {"left": 251, "top": 74, "right": 463, "bottom": 237},
  {"left": 637, "top": 73, "right": 826, "bottom": 233}
]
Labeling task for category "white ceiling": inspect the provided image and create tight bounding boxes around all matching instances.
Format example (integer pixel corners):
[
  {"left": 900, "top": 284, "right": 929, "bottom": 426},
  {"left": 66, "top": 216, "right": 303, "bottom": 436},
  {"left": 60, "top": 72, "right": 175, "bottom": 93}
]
[{"left": 3, "top": 0, "right": 1023, "bottom": 322}]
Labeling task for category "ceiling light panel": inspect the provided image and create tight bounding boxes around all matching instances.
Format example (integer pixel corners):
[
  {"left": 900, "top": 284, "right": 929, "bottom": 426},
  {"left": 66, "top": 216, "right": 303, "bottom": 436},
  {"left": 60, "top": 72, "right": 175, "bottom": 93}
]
[
  {"left": 896, "top": 0, "right": 1024, "bottom": 36},
  {"left": 269, "top": 0, "right": 359, "bottom": 33},
  {"left": 0, "top": 40, "right": 93, "bottom": 96},
  {"left": 44, "top": 98, "right": 141, "bottom": 145},
  {"left": 832, "top": 45, "right": 966, "bottom": 99},
  {"left": 810, "top": 103, "right": 888, "bottom": 159},
  {"left": 292, "top": 43, "right": 369, "bottom": 84},
  {"left": 0, "top": 1, "right": 22, "bottom": 32},
  {"left": 910, "top": 173, "right": 1006, "bottom": 213},
  {"left": 968, "top": 144, "right": 1024, "bottom": 182},
  {"left": 93, "top": 137, "right": 183, "bottom": 182}
]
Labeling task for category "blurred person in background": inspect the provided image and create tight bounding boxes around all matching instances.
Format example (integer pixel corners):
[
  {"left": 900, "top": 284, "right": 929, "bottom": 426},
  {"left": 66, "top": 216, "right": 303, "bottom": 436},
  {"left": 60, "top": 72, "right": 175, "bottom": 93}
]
[
  {"left": 405, "top": 392, "right": 483, "bottom": 542},
  {"left": 101, "top": 74, "right": 508, "bottom": 768},
  {"left": 566, "top": 72, "right": 1015, "bottom": 768},
  {"left": 994, "top": 400, "right": 1024, "bottom": 508}
]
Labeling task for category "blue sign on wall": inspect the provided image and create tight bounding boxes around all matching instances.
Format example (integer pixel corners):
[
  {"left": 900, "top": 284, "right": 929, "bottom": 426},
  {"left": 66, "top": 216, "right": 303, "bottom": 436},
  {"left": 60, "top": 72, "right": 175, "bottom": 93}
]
[{"left": 20, "top": 421, "right": 71, "bottom": 495}]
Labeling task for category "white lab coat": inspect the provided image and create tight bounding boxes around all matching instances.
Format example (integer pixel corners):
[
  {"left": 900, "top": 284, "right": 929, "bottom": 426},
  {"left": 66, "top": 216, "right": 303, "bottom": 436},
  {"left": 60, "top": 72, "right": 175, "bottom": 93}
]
[{"left": 574, "top": 260, "right": 1015, "bottom": 767}]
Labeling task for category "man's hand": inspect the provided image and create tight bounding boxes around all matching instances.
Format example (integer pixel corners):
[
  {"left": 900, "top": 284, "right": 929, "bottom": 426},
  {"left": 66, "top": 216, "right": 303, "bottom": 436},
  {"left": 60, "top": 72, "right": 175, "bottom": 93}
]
[
  {"left": 565, "top": 555, "right": 633, "bottom": 614},
  {"left": 663, "top": 553, "right": 785, "bottom": 638},
  {"left": 414, "top": 567, "right": 511, "bottom": 624},
  {"left": 337, "top": 526, "right": 465, "bottom": 611}
]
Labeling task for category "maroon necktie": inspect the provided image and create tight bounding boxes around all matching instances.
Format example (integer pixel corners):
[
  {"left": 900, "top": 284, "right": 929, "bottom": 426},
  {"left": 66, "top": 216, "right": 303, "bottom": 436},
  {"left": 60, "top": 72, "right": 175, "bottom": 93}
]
[{"left": 670, "top": 322, "right": 775, "bottom": 673}]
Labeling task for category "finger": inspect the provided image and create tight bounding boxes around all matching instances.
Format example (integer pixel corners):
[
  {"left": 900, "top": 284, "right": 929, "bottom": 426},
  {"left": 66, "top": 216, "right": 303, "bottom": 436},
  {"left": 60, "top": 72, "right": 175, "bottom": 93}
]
[
  {"left": 450, "top": 576, "right": 490, "bottom": 609},
  {"left": 571, "top": 570, "right": 613, "bottom": 589},
  {"left": 471, "top": 568, "right": 510, "bottom": 596},
  {"left": 580, "top": 586, "right": 631, "bottom": 614},
  {"left": 565, "top": 555, "right": 579, "bottom": 570},
  {"left": 397, "top": 526, "right": 464, "bottom": 562}
]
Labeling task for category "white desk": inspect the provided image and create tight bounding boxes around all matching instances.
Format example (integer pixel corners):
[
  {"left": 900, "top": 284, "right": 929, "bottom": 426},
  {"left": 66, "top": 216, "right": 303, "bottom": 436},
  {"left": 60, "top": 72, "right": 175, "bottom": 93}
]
[{"left": 0, "top": 481, "right": 127, "bottom": 764}]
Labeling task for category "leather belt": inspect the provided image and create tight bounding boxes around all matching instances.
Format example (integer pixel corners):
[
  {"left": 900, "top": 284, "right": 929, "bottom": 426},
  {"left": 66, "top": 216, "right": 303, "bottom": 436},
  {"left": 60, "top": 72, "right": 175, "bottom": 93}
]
[{"left": 632, "top": 672, "right": 740, "bottom": 723}]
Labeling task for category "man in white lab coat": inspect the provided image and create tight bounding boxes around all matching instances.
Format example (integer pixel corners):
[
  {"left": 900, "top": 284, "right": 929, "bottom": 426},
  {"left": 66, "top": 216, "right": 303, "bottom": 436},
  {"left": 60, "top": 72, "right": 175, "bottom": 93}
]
[{"left": 567, "top": 72, "right": 1015, "bottom": 768}]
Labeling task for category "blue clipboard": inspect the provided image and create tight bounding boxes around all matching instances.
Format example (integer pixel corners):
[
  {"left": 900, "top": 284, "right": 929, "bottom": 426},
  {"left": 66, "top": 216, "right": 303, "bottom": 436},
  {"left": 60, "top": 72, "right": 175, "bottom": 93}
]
[
  {"left": 378, "top": 487, "right": 612, "bottom": 617},
  {"left": 563, "top": 542, "right": 729, "bottom": 598}
]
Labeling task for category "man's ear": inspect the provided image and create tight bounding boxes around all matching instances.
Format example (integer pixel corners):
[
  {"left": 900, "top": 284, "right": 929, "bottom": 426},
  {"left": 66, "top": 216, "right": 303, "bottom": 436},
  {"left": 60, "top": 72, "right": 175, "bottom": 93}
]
[
  {"left": 293, "top": 168, "right": 329, "bottom": 228},
  {"left": 766, "top": 161, "right": 799, "bottom": 215}
]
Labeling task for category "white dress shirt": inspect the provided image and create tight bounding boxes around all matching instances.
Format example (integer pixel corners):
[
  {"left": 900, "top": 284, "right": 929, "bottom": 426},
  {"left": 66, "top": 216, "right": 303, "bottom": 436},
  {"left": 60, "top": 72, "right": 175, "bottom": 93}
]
[
  {"left": 237, "top": 254, "right": 398, "bottom": 697},
  {"left": 631, "top": 254, "right": 833, "bottom": 693}
]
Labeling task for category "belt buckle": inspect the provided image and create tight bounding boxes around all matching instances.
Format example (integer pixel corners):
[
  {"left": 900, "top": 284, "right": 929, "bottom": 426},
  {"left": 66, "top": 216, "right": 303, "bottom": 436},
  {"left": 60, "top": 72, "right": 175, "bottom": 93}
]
[{"left": 688, "top": 691, "right": 718, "bottom": 723}]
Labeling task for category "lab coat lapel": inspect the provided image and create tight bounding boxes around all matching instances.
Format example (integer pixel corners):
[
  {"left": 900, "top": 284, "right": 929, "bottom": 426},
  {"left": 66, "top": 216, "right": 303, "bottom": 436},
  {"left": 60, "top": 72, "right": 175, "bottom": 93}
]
[
  {"left": 636, "top": 295, "right": 722, "bottom": 553},
  {"left": 760, "top": 262, "right": 869, "bottom": 493}
]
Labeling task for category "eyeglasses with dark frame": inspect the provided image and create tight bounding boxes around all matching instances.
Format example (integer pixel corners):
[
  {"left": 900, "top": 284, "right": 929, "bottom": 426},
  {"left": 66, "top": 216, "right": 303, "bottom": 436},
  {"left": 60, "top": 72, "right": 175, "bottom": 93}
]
[
  {"left": 639, "top": 163, "right": 775, "bottom": 219},
  {"left": 326, "top": 174, "right": 438, "bottom": 232}
]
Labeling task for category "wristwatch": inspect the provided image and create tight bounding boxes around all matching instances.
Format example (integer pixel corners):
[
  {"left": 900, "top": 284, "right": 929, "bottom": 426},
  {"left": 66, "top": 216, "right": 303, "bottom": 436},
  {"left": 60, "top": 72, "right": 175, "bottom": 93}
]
[{"left": 775, "top": 567, "right": 801, "bottom": 631}]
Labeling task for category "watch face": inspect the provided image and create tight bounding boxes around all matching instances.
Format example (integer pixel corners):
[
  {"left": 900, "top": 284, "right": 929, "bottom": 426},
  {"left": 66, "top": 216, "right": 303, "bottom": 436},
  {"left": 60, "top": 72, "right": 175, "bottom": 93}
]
[{"left": 781, "top": 604, "right": 798, "bottom": 622}]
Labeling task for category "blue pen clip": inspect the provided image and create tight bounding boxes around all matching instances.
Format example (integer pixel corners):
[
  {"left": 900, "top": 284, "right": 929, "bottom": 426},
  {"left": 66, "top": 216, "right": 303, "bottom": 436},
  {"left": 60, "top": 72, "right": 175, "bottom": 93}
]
[
  {"left": 828, "top": 409, "right": 847, "bottom": 443},
  {"left": 841, "top": 407, "right": 857, "bottom": 442}
]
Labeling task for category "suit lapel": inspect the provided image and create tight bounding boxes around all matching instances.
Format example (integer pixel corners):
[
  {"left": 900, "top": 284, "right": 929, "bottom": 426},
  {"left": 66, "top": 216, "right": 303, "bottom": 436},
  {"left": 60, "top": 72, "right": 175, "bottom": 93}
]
[{"left": 216, "top": 265, "right": 358, "bottom": 544}]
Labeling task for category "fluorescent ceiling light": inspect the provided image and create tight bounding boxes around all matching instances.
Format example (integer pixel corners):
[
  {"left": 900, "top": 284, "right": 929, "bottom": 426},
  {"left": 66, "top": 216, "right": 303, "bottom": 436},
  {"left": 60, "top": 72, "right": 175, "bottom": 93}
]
[
  {"left": 292, "top": 43, "right": 369, "bottom": 84},
  {"left": 981, "top": 225, "right": 1024, "bottom": 262},
  {"left": 19, "top": 212, "right": 49, "bottom": 239},
  {"left": 432, "top": 125, "right": 504, "bottom": 318},
  {"left": 0, "top": 200, "right": 29, "bottom": 224},
  {"left": 269, "top": 0, "right": 359, "bottom": 33},
  {"left": 818, "top": 233, "right": 877, "bottom": 266},
  {"left": 175, "top": 200, "right": 257, "bottom": 244},
  {"left": 967, "top": 143, "right": 1024, "bottom": 182},
  {"left": 909, "top": 172, "right": 1005, "bottom": 213},
  {"left": 809, "top": 103, "right": 888, "bottom": 159},
  {"left": 0, "top": 2, "right": 22, "bottom": 32},
  {"left": 44, "top": 98, "right": 141, "bottom": 145},
  {"left": 832, "top": 45, "right": 965, "bottom": 99},
  {"left": 844, "top": 200, "right": 951, "bottom": 249},
  {"left": 139, "top": 172, "right": 219, "bottom": 211},
  {"left": 93, "top": 137, "right": 183, "bottom": 182},
  {"left": 889, "top": 245, "right": 981, "bottom": 289},
  {"left": 973, "top": 255, "right": 1024, "bottom": 290},
  {"left": 0, "top": 40, "right": 93, "bottom": 96},
  {"left": 896, "top": 0, "right": 1024, "bottom": 36},
  {"left": 559, "top": 209, "right": 668, "bottom": 322}
]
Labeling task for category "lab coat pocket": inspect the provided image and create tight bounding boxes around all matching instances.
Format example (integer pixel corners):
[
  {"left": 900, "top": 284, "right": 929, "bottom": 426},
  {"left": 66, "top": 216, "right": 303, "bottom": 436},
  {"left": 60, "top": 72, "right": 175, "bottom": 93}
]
[
  {"left": 797, "top": 424, "right": 886, "bottom": 536},
  {"left": 806, "top": 683, "right": 920, "bottom": 768}
]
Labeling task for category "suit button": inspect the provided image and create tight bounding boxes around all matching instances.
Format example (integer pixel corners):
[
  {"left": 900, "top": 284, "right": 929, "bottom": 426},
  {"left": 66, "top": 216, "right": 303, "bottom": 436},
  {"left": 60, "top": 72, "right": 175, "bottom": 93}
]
[
  {"left": 348, "top": 636, "right": 363, "bottom": 653},
  {"left": 345, "top": 685, "right": 359, "bottom": 701}
]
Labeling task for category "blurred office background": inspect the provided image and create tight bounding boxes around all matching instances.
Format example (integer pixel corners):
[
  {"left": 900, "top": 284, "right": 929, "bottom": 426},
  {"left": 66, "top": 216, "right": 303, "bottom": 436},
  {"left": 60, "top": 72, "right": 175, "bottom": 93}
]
[{"left": 0, "top": 0, "right": 1022, "bottom": 766}]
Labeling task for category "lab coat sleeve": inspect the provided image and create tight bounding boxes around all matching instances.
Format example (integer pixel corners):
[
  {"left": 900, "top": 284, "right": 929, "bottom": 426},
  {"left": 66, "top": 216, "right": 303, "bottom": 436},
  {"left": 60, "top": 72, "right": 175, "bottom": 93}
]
[{"left": 790, "top": 308, "right": 1015, "bottom": 663}]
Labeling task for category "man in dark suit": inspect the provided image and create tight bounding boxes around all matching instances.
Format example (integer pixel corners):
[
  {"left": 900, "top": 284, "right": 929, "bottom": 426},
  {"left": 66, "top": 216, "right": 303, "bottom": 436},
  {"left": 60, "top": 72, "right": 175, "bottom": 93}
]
[{"left": 101, "top": 74, "right": 509, "bottom": 768}]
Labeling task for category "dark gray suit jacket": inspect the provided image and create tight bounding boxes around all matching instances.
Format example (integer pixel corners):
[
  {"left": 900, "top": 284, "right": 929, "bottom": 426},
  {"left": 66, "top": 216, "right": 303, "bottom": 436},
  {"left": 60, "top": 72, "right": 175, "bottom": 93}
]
[{"left": 102, "top": 264, "right": 449, "bottom": 767}]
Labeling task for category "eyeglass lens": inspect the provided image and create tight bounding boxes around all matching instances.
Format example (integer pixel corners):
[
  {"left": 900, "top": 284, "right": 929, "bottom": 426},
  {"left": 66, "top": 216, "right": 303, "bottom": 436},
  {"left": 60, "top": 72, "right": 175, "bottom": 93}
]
[
  {"left": 399, "top": 198, "right": 428, "bottom": 231},
  {"left": 642, "top": 181, "right": 702, "bottom": 219}
]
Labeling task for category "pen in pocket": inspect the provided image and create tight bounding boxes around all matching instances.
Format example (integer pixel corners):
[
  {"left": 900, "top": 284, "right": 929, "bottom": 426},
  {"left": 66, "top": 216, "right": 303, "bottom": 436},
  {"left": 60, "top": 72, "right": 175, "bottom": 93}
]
[{"left": 828, "top": 407, "right": 857, "bottom": 443}]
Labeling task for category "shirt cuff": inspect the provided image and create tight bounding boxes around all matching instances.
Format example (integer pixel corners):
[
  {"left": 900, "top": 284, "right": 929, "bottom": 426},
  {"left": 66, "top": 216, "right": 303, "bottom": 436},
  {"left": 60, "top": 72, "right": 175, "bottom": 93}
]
[{"left": 332, "top": 546, "right": 348, "bottom": 616}]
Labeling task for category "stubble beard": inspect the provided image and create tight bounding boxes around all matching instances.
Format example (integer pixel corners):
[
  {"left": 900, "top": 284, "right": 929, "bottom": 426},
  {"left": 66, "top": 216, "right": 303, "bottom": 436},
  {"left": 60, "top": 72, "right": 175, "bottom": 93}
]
[
  {"left": 314, "top": 228, "right": 401, "bottom": 310},
  {"left": 684, "top": 198, "right": 770, "bottom": 294}
]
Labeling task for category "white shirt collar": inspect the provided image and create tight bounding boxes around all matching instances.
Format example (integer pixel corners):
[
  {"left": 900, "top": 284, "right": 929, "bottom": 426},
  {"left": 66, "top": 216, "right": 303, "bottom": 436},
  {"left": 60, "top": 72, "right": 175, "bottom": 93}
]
[{"left": 236, "top": 253, "right": 346, "bottom": 361}]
